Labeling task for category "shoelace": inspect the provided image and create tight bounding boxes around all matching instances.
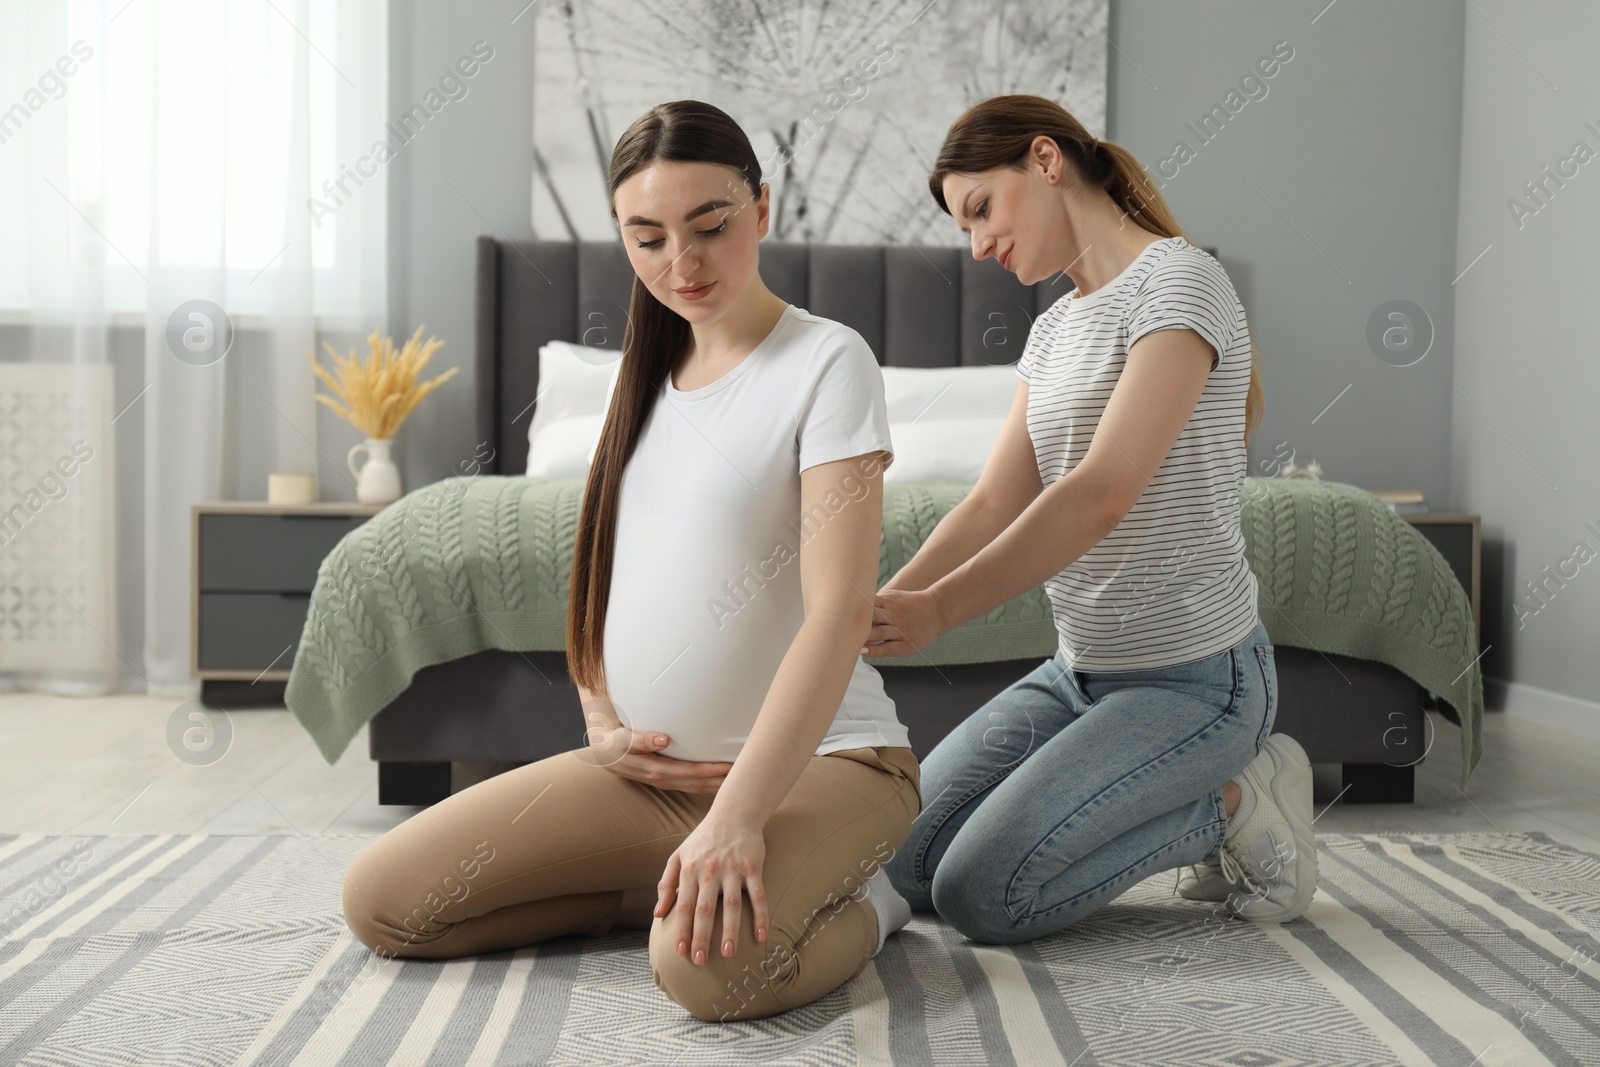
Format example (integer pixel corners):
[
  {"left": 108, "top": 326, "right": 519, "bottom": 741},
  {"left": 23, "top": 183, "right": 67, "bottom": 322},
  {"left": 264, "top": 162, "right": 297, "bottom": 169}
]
[
  {"left": 1219, "top": 847, "right": 1268, "bottom": 902},
  {"left": 1172, "top": 859, "right": 1226, "bottom": 897}
]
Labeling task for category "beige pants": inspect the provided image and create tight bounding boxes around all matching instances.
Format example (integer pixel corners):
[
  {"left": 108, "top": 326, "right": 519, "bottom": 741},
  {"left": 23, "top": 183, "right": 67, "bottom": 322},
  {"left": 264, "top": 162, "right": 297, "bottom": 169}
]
[{"left": 342, "top": 744, "right": 921, "bottom": 1022}]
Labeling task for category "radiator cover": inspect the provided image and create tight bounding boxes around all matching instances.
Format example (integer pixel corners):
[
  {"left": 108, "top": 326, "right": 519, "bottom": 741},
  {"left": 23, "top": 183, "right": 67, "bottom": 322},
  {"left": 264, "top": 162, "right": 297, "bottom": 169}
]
[{"left": 0, "top": 362, "right": 118, "bottom": 691}]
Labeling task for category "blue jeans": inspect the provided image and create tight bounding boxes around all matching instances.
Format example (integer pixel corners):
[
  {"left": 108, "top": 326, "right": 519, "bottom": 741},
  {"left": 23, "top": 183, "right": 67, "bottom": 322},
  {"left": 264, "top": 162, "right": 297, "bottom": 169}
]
[{"left": 884, "top": 617, "right": 1277, "bottom": 944}]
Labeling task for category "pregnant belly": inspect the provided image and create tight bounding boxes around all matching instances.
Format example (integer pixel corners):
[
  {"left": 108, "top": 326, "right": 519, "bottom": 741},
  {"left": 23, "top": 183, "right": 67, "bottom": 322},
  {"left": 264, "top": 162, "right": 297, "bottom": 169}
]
[
  {"left": 603, "top": 592, "right": 802, "bottom": 763},
  {"left": 602, "top": 491, "right": 810, "bottom": 760},
  {"left": 605, "top": 652, "right": 782, "bottom": 762}
]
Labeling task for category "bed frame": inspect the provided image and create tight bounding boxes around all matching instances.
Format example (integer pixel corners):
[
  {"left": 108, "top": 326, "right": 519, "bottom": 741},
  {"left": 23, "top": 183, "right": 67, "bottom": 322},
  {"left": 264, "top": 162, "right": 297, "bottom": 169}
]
[{"left": 367, "top": 237, "right": 1430, "bottom": 806}]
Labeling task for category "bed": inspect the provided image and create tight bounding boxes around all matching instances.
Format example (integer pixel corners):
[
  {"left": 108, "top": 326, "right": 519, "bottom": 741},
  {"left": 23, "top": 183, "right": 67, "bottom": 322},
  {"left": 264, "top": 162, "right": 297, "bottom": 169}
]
[{"left": 286, "top": 237, "right": 1483, "bottom": 807}]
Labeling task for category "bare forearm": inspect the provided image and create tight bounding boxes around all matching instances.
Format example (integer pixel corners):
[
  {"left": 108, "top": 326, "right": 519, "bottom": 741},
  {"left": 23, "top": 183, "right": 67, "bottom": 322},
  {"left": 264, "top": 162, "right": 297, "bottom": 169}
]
[
  {"left": 883, "top": 493, "right": 1015, "bottom": 593},
  {"left": 708, "top": 606, "right": 868, "bottom": 827},
  {"left": 930, "top": 471, "right": 1115, "bottom": 632}
]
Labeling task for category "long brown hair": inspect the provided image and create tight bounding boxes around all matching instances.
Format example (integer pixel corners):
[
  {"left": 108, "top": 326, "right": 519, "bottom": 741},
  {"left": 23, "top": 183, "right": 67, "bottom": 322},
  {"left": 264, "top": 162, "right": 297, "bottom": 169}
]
[
  {"left": 565, "top": 100, "right": 765, "bottom": 695},
  {"left": 928, "top": 94, "right": 1264, "bottom": 446}
]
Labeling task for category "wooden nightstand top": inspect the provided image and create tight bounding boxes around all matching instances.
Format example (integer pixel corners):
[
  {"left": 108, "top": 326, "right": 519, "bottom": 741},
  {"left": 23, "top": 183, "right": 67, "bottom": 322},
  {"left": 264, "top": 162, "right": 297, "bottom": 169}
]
[
  {"left": 193, "top": 501, "right": 388, "bottom": 517},
  {"left": 1400, "top": 512, "right": 1479, "bottom": 525}
]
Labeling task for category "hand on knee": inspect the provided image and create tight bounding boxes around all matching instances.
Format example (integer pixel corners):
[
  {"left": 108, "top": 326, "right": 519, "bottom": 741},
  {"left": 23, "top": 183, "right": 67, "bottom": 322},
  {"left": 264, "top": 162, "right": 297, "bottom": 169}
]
[{"left": 650, "top": 920, "right": 797, "bottom": 1022}]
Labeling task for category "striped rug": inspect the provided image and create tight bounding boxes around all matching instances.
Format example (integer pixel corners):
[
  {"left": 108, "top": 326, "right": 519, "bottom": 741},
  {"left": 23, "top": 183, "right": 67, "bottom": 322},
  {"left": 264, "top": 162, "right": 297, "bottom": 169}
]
[{"left": 2, "top": 831, "right": 1596, "bottom": 1066}]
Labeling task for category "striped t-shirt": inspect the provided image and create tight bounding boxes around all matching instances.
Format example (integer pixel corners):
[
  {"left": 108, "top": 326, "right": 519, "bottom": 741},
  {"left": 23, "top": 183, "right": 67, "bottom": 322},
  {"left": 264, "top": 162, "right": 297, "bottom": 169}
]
[{"left": 1016, "top": 235, "right": 1259, "bottom": 671}]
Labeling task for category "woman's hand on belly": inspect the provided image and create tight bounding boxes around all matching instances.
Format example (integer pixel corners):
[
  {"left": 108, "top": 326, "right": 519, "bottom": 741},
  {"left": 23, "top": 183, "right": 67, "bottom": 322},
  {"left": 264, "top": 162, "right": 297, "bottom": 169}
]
[
  {"left": 656, "top": 813, "right": 769, "bottom": 965},
  {"left": 578, "top": 724, "right": 734, "bottom": 795}
]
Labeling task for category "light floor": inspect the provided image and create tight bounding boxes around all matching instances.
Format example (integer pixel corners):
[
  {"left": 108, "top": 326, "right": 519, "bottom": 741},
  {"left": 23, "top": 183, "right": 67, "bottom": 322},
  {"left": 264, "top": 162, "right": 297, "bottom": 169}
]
[{"left": 1, "top": 695, "right": 1597, "bottom": 856}]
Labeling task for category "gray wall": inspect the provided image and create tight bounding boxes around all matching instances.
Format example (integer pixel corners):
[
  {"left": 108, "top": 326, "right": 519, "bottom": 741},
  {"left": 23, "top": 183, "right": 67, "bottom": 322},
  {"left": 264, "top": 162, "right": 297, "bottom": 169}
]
[
  {"left": 385, "top": 1, "right": 537, "bottom": 490},
  {"left": 1107, "top": 1, "right": 1464, "bottom": 507},
  {"left": 1451, "top": 1, "right": 1598, "bottom": 725}
]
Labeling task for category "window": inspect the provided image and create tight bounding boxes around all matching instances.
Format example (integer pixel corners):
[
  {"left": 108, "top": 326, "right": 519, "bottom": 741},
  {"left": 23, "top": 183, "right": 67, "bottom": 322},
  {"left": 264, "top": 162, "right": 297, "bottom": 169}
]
[{"left": 0, "top": 0, "right": 386, "bottom": 316}]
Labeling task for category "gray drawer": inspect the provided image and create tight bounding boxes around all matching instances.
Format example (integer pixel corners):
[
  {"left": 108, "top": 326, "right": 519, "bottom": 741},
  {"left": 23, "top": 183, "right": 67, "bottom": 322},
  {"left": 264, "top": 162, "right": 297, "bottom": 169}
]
[
  {"left": 199, "top": 514, "right": 367, "bottom": 593},
  {"left": 198, "top": 593, "right": 310, "bottom": 670}
]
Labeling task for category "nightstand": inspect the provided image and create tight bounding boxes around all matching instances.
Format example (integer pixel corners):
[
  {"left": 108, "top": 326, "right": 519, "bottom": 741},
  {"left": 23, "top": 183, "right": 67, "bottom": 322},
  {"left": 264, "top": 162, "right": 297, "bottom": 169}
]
[{"left": 192, "top": 503, "right": 384, "bottom": 700}]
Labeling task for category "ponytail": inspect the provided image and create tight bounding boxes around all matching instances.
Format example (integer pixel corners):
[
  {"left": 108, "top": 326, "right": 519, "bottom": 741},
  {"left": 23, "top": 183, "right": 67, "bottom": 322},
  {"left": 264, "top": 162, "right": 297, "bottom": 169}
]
[{"left": 928, "top": 95, "right": 1263, "bottom": 447}]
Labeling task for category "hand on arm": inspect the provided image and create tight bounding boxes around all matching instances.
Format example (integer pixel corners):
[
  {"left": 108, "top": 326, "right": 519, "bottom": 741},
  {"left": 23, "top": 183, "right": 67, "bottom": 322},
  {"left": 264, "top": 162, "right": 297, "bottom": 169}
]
[
  {"left": 865, "top": 327, "right": 1215, "bottom": 657},
  {"left": 654, "top": 452, "right": 887, "bottom": 965}
]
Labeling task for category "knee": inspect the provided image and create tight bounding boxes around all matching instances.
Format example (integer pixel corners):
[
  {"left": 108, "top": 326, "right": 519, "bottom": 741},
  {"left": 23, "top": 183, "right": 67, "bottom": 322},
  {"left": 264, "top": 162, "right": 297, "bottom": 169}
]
[
  {"left": 647, "top": 918, "right": 806, "bottom": 1022},
  {"left": 930, "top": 848, "right": 1030, "bottom": 945},
  {"left": 341, "top": 844, "right": 442, "bottom": 958},
  {"left": 647, "top": 919, "right": 763, "bottom": 1022},
  {"left": 650, "top": 948, "right": 748, "bottom": 1022},
  {"left": 341, "top": 849, "right": 401, "bottom": 956}
]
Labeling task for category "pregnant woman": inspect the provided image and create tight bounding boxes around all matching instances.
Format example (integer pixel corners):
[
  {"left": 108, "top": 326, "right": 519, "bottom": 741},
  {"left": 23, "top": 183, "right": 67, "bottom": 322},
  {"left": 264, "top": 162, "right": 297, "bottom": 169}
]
[
  {"left": 341, "top": 99, "right": 922, "bottom": 1023},
  {"left": 865, "top": 94, "right": 1319, "bottom": 941}
]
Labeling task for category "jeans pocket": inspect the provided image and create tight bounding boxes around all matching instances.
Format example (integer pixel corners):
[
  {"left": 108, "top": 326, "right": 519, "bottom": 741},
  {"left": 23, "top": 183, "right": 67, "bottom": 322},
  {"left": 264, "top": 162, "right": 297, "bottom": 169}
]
[{"left": 1252, "top": 644, "right": 1278, "bottom": 752}]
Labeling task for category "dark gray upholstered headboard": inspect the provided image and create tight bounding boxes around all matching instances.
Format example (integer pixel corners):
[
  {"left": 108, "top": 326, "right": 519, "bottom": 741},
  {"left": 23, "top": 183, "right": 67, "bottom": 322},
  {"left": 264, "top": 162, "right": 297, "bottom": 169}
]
[{"left": 474, "top": 237, "right": 1208, "bottom": 475}]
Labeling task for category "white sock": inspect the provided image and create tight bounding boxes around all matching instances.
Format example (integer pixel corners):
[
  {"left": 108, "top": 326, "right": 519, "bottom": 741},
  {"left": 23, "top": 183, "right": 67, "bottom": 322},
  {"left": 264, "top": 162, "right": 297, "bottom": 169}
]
[
  {"left": 1224, "top": 775, "right": 1257, "bottom": 840},
  {"left": 860, "top": 866, "right": 911, "bottom": 956}
]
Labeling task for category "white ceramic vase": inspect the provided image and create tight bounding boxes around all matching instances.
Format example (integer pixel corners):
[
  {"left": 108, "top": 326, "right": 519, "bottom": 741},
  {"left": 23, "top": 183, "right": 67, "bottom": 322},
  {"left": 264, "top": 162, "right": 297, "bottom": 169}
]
[{"left": 348, "top": 437, "right": 402, "bottom": 505}]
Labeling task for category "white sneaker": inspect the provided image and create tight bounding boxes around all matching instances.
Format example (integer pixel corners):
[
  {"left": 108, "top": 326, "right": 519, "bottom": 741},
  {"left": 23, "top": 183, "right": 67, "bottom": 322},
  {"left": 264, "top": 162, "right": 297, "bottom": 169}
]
[
  {"left": 1176, "top": 766, "right": 1260, "bottom": 901},
  {"left": 1174, "top": 852, "right": 1232, "bottom": 901},
  {"left": 1216, "top": 734, "right": 1319, "bottom": 922}
]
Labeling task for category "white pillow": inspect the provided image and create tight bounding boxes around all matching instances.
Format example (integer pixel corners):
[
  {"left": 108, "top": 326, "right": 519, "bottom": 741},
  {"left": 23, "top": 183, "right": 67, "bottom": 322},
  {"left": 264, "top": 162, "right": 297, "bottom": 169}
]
[
  {"left": 524, "top": 358, "right": 1018, "bottom": 482},
  {"left": 882, "top": 417, "right": 1004, "bottom": 483},
  {"left": 526, "top": 414, "right": 606, "bottom": 479},
  {"left": 525, "top": 342, "right": 621, "bottom": 477},
  {"left": 879, "top": 363, "right": 1019, "bottom": 423}
]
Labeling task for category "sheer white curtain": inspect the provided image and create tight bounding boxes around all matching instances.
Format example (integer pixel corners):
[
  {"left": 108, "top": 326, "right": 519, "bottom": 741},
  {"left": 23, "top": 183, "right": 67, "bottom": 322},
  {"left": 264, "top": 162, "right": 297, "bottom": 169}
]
[{"left": 0, "top": 0, "right": 388, "bottom": 697}]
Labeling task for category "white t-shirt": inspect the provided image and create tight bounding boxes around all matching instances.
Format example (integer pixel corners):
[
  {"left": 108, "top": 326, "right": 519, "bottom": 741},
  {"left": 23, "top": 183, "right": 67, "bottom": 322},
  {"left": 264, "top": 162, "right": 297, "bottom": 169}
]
[
  {"left": 601, "top": 303, "right": 913, "bottom": 762},
  {"left": 1017, "top": 235, "right": 1260, "bottom": 671}
]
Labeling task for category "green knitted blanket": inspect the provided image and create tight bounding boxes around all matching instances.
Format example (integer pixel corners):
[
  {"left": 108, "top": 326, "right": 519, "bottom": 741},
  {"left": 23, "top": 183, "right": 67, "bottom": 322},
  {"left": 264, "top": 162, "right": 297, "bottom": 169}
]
[{"left": 285, "top": 475, "right": 1482, "bottom": 788}]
